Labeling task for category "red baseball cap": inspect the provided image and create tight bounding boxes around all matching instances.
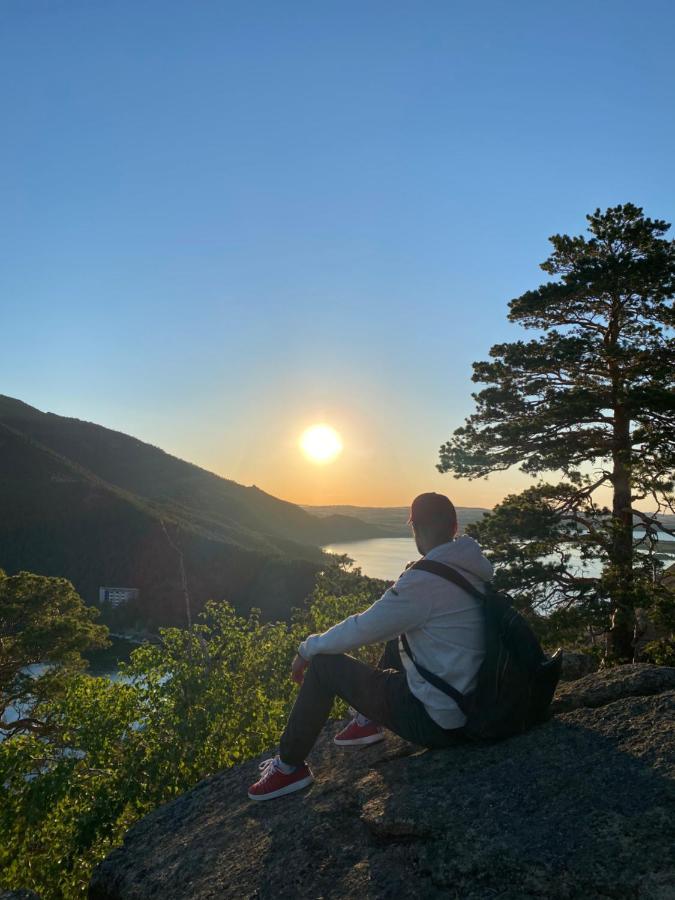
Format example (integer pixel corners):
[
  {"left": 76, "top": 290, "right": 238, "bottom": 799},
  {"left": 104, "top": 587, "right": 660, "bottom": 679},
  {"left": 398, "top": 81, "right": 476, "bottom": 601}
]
[{"left": 408, "top": 492, "right": 458, "bottom": 535}]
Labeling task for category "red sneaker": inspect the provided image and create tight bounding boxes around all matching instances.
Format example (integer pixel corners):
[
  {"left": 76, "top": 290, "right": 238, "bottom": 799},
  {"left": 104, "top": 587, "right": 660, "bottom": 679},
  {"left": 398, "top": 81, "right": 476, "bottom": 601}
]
[
  {"left": 247, "top": 756, "right": 314, "bottom": 802},
  {"left": 334, "top": 716, "right": 385, "bottom": 747}
]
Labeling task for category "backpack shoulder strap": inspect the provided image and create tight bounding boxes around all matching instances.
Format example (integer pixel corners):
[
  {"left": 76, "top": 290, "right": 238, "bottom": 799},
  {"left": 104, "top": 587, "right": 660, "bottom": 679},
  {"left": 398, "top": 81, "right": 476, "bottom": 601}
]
[
  {"left": 410, "top": 558, "right": 487, "bottom": 603},
  {"left": 399, "top": 633, "right": 468, "bottom": 713},
  {"left": 400, "top": 558, "right": 491, "bottom": 716}
]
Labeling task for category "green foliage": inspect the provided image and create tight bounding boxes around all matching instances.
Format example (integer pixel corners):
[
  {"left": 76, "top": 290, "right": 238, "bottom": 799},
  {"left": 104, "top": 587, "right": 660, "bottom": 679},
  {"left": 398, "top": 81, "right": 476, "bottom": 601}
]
[
  {"left": 440, "top": 205, "right": 675, "bottom": 659},
  {"left": 0, "top": 677, "right": 142, "bottom": 897},
  {"left": 641, "top": 638, "right": 675, "bottom": 666},
  {"left": 0, "top": 570, "right": 109, "bottom": 739},
  {"left": 0, "top": 564, "right": 386, "bottom": 899},
  {"left": 440, "top": 205, "right": 675, "bottom": 481}
]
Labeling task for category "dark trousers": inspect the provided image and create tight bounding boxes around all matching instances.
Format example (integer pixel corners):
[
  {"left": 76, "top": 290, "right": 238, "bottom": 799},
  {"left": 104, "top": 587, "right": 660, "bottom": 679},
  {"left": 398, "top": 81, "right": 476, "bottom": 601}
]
[{"left": 279, "top": 639, "right": 465, "bottom": 766}]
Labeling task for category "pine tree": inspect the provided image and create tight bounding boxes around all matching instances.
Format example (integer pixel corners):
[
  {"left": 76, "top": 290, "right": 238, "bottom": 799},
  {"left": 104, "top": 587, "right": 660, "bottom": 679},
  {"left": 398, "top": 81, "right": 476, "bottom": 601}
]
[{"left": 438, "top": 204, "right": 675, "bottom": 661}]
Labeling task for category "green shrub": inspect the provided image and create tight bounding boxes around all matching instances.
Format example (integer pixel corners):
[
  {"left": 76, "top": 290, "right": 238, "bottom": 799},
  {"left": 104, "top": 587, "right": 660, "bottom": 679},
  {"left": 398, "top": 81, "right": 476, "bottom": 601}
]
[
  {"left": 0, "top": 565, "right": 386, "bottom": 899},
  {"left": 641, "top": 638, "right": 675, "bottom": 667}
]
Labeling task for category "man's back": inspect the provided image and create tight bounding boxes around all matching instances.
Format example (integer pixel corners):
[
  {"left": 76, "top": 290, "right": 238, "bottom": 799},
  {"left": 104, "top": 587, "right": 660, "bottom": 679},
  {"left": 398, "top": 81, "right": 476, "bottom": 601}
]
[{"left": 398, "top": 536, "right": 492, "bottom": 729}]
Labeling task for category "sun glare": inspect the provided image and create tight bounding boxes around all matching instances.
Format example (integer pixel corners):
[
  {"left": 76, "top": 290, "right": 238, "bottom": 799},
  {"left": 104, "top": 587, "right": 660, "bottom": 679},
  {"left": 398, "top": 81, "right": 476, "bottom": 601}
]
[{"left": 299, "top": 424, "right": 343, "bottom": 464}]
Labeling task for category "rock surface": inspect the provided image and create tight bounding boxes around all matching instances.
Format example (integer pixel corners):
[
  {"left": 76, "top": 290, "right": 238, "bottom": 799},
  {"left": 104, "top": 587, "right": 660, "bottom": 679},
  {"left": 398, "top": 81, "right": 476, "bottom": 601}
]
[
  {"left": 558, "top": 650, "right": 599, "bottom": 681},
  {"left": 89, "top": 665, "right": 675, "bottom": 900}
]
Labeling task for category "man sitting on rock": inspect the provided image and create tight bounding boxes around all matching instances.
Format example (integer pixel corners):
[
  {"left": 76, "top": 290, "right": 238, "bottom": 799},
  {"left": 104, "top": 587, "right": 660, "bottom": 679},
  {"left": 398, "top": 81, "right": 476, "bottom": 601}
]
[{"left": 248, "top": 492, "right": 492, "bottom": 801}]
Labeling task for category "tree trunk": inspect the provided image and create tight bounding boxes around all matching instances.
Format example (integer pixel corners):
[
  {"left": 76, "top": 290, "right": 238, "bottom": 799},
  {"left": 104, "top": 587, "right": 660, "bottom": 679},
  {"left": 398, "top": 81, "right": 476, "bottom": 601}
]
[{"left": 606, "top": 406, "right": 635, "bottom": 662}]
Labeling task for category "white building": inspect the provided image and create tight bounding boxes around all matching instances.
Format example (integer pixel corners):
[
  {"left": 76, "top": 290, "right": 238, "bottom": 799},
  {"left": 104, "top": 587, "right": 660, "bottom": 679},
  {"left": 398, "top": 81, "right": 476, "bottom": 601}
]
[{"left": 98, "top": 587, "right": 139, "bottom": 608}]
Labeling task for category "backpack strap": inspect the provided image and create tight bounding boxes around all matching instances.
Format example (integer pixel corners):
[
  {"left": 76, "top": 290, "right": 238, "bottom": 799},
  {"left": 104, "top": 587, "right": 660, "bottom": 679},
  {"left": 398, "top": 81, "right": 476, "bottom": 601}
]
[
  {"left": 399, "top": 558, "right": 489, "bottom": 716},
  {"left": 409, "top": 558, "right": 487, "bottom": 603},
  {"left": 400, "top": 633, "right": 469, "bottom": 713}
]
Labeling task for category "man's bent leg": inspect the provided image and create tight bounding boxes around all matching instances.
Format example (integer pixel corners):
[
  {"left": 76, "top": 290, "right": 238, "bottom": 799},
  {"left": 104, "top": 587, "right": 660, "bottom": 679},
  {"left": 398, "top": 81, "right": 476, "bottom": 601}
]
[
  {"left": 346, "top": 639, "right": 401, "bottom": 729},
  {"left": 279, "top": 653, "right": 399, "bottom": 766}
]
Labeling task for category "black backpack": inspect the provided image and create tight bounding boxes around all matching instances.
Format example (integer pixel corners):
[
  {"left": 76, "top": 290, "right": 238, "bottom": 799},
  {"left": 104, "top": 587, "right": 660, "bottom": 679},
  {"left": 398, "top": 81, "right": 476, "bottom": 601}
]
[{"left": 400, "top": 559, "right": 563, "bottom": 741}]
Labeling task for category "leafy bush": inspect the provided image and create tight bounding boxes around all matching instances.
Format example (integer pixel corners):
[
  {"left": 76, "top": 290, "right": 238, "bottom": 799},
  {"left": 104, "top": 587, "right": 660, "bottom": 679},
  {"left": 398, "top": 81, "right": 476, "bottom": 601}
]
[
  {"left": 0, "top": 565, "right": 387, "bottom": 898},
  {"left": 641, "top": 638, "right": 675, "bottom": 667}
]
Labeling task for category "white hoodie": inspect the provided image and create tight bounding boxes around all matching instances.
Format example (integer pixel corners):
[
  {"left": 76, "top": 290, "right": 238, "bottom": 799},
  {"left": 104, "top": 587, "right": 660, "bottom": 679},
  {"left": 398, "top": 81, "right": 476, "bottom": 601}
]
[{"left": 298, "top": 535, "right": 493, "bottom": 729}]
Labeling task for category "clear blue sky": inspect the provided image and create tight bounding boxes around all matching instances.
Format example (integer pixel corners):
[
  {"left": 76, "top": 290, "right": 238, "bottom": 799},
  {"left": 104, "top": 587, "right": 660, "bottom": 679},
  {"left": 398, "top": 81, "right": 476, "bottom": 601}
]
[{"left": 2, "top": 1, "right": 674, "bottom": 506}]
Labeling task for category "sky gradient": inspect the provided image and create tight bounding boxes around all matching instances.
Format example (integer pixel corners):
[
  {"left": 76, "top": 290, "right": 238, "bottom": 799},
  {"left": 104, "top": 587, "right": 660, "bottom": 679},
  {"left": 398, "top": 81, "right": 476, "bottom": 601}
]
[{"left": 2, "top": 1, "right": 674, "bottom": 507}]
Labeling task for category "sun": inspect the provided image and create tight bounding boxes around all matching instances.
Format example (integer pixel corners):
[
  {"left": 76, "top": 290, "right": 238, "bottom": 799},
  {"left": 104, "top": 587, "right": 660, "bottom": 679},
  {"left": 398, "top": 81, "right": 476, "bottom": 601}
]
[{"left": 299, "top": 424, "right": 343, "bottom": 464}]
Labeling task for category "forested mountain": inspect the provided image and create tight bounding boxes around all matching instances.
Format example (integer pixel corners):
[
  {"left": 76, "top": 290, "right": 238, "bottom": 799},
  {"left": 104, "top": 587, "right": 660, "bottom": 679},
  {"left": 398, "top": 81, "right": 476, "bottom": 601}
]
[{"left": 0, "top": 396, "right": 387, "bottom": 625}]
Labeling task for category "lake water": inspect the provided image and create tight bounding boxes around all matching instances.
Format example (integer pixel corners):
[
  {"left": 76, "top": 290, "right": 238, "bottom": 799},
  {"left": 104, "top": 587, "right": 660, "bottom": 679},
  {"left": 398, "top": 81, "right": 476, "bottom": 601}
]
[
  {"left": 323, "top": 537, "right": 419, "bottom": 580},
  {"left": 323, "top": 531, "right": 675, "bottom": 582}
]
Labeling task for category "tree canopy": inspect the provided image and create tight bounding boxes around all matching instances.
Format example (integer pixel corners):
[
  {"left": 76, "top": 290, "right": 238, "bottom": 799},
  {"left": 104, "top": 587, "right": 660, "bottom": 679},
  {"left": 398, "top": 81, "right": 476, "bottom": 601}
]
[
  {"left": 0, "top": 570, "right": 109, "bottom": 739},
  {"left": 0, "top": 564, "right": 386, "bottom": 898},
  {"left": 439, "top": 204, "right": 675, "bottom": 659}
]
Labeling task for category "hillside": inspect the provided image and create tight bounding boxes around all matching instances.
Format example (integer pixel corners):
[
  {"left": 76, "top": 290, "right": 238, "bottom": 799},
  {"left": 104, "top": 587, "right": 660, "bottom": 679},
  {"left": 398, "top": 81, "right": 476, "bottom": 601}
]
[{"left": 0, "top": 396, "right": 387, "bottom": 625}]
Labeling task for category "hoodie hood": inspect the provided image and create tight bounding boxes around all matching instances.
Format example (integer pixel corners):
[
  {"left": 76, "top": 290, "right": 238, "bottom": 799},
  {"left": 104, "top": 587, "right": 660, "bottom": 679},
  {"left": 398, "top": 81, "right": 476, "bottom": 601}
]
[{"left": 425, "top": 535, "right": 494, "bottom": 582}]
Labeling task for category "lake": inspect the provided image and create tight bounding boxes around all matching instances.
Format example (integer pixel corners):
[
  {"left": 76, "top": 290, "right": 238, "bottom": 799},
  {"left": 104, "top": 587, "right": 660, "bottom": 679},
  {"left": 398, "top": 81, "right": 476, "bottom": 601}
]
[
  {"left": 323, "top": 537, "right": 419, "bottom": 580},
  {"left": 323, "top": 531, "right": 675, "bottom": 582}
]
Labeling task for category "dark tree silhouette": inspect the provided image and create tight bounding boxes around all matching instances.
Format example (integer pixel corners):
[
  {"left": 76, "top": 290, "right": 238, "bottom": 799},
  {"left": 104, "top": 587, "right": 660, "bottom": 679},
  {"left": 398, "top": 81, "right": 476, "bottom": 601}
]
[
  {"left": 0, "top": 570, "right": 108, "bottom": 737},
  {"left": 439, "top": 204, "right": 675, "bottom": 661}
]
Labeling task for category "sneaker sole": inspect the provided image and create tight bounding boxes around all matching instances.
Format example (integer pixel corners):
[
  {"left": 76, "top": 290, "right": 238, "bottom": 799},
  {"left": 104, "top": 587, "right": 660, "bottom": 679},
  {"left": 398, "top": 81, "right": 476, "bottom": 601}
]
[
  {"left": 334, "top": 732, "right": 386, "bottom": 747},
  {"left": 247, "top": 773, "right": 314, "bottom": 801}
]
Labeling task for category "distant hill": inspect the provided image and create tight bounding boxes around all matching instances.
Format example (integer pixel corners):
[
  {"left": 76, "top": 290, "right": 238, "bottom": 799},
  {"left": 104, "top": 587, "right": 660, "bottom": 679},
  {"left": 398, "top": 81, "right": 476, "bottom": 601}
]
[
  {"left": 0, "top": 396, "right": 388, "bottom": 625},
  {"left": 305, "top": 505, "right": 675, "bottom": 542},
  {"left": 302, "top": 504, "right": 490, "bottom": 536},
  {"left": 643, "top": 513, "right": 675, "bottom": 531}
]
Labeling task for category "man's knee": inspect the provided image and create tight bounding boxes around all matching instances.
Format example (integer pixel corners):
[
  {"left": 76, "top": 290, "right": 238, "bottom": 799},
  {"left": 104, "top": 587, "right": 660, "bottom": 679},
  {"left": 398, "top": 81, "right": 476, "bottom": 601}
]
[
  {"left": 308, "top": 653, "right": 345, "bottom": 685},
  {"left": 309, "top": 653, "right": 342, "bottom": 671}
]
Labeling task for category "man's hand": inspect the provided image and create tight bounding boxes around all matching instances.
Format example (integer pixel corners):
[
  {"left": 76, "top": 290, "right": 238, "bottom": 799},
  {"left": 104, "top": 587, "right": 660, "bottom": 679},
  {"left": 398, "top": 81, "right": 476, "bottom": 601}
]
[{"left": 291, "top": 653, "right": 309, "bottom": 685}]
